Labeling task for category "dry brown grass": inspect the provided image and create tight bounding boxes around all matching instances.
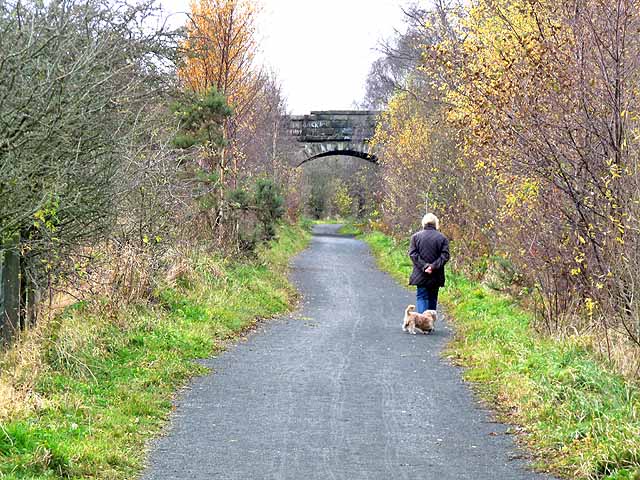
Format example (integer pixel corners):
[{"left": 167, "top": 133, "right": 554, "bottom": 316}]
[
  {"left": 531, "top": 311, "right": 640, "bottom": 380},
  {"left": 0, "top": 286, "right": 99, "bottom": 421},
  {"left": 0, "top": 320, "right": 49, "bottom": 421},
  {"left": 0, "top": 241, "right": 196, "bottom": 423},
  {"left": 590, "top": 327, "right": 640, "bottom": 379}
]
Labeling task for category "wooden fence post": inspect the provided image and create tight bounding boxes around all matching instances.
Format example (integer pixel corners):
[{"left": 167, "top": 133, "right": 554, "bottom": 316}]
[{"left": 0, "top": 240, "right": 20, "bottom": 346}]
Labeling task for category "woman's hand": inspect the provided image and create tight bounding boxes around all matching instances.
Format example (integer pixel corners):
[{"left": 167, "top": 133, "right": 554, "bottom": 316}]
[{"left": 425, "top": 265, "right": 433, "bottom": 274}]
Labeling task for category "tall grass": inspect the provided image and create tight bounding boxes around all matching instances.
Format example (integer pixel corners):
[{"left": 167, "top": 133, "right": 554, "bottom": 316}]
[
  {"left": 0, "top": 222, "right": 310, "bottom": 479},
  {"left": 360, "top": 229, "right": 640, "bottom": 480}
]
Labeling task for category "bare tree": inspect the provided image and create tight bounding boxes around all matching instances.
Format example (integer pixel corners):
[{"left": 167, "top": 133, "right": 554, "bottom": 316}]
[
  {"left": 0, "top": 0, "right": 177, "bottom": 334},
  {"left": 362, "top": 1, "right": 463, "bottom": 109}
]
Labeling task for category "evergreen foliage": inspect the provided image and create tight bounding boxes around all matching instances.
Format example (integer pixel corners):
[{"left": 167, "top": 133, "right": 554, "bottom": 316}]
[
  {"left": 253, "top": 178, "right": 285, "bottom": 240},
  {"left": 171, "top": 88, "right": 233, "bottom": 150}
]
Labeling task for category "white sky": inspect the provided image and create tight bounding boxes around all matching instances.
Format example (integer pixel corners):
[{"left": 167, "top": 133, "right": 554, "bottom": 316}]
[{"left": 158, "top": 0, "right": 407, "bottom": 114}]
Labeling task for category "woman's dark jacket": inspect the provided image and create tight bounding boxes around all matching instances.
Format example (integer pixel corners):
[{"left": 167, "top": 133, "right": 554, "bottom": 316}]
[{"left": 408, "top": 225, "right": 450, "bottom": 288}]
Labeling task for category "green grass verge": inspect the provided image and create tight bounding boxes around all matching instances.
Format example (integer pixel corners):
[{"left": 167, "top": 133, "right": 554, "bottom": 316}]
[
  {"left": 310, "top": 218, "right": 342, "bottom": 224},
  {"left": 360, "top": 229, "right": 640, "bottom": 480},
  {"left": 0, "top": 222, "right": 311, "bottom": 480},
  {"left": 336, "top": 223, "right": 361, "bottom": 236}
]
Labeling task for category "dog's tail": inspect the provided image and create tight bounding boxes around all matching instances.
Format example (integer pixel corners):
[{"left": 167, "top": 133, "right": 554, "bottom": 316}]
[{"left": 405, "top": 304, "right": 416, "bottom": 315}]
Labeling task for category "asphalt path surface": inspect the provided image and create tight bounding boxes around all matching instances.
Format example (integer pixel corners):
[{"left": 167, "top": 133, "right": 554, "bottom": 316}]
[{"left": 142, "top": 224, "right": 554, "bottom": 480}]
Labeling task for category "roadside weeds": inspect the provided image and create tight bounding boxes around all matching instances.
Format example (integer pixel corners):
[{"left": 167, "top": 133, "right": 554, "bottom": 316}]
[{"left": 0, "top": 222, "right": 311, "bottom": 480}]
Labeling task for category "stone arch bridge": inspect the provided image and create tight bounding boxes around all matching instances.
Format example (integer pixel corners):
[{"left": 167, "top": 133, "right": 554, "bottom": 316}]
[{"left": 287, "top": 110, "right": 381, "bottom": 166}]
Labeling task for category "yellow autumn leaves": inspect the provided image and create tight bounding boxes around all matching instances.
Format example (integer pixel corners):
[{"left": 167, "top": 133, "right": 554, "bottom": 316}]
[
  {"left": 373, "top": 0, "right": 640, "bottom": 341},
  {"left": 179, "top": 0, "right": 259, "bottom": 108}
]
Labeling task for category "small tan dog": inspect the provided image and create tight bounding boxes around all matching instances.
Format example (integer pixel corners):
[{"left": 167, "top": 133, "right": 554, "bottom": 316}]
[{"left": 402, "top": 305, "right": 437, "bottom": 334}]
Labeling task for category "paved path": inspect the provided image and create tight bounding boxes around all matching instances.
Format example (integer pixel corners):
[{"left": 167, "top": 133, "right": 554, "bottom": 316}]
[{"left": 142, "top": 224, "right": 554, "bottom": 480}]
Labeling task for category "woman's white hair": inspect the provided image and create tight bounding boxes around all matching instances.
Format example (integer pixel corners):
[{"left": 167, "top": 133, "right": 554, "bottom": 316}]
[{"left": 421, "top": 213, "right": 440, "bottom": 230}]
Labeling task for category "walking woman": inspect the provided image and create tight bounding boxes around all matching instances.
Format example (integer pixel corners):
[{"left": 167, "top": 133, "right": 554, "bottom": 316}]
[{"left": 408, "top": 213, "right": 450, "bottom": 313}]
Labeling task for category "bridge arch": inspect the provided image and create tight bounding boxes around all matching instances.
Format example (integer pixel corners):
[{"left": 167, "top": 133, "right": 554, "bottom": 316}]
[{"left": 297, "top": 149, "right": 377, "bottom": 167}]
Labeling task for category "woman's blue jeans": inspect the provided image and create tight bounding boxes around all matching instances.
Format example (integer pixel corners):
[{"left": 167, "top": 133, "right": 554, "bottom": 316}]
[{"left": 416, "top": 286, "right": 439, "bottom": 313}]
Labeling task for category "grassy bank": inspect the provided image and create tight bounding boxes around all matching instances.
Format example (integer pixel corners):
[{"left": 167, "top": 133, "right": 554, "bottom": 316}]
[
  {"left": 0, "top": 222, "right": 310, "bottom": 479},
  {"left": 359, "top": 229, "right": 640, "bottom": 480}
]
